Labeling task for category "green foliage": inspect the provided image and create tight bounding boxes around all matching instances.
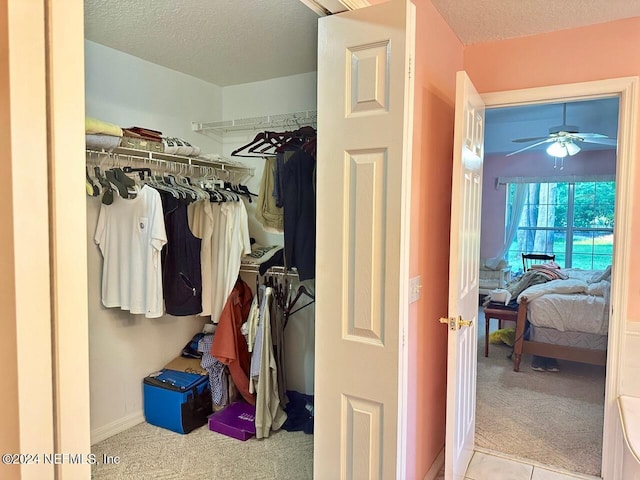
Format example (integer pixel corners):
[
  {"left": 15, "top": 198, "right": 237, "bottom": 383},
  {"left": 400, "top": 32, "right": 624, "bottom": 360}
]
[{"left": 507, "top": 181, "right": 615, "bottom": 270}]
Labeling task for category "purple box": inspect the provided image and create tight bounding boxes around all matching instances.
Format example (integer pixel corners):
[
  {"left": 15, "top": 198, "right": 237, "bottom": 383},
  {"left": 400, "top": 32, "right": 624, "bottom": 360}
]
[{"left": 208, "top": 402, "right": 256, "bottom": 441}]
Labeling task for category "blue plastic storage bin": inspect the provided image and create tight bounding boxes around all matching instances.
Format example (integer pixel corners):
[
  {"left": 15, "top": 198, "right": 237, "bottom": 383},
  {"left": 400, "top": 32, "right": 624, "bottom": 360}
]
[{"left": 143, "top": 369, "right": 212, "bottom": 434}]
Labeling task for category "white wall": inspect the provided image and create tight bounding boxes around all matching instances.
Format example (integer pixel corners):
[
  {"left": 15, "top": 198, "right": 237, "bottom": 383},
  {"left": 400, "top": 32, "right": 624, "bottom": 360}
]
[
  {"left": 223, "top": 72, "right": 317, "bottom": 394},
  {"left": 85, "top": 40, "right": 222, "bottom": 442},
  {"left": 221, "top": 72, "right": 317, "bottom": 247},
  {"left": 85, "top": 40, "right": 223, "bottom": 152},
  {"left": 85, "top": 44, "right": 318, "bottom": 440}
]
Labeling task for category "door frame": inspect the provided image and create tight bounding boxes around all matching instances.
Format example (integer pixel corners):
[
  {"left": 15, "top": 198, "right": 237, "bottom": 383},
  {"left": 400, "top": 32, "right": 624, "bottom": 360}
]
[{"left": 481, "top": 76, "right": 638, "bottom": 480}]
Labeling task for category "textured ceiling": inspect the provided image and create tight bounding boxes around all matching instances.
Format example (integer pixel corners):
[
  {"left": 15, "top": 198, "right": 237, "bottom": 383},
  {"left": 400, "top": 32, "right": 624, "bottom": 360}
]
[
  {"left": 485, "top": 98, "right": 619, "bottom": 155},
  {"left": 431, "top": 0, "right": 640, "bottom": 45},
  {"left": 84, "top": 1, "right": 629, "bottom": 148},
  {"left": 84, "top": 0, "right": 319, "bottom": 87},
  {"left": 84, "top": 1, "right": 640, "bottom": 87}
]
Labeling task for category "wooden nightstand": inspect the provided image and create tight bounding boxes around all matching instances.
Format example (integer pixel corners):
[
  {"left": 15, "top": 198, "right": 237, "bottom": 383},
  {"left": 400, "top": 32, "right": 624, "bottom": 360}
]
[{"left": 482, "top": 306, "right": 518, "bottom": 357}]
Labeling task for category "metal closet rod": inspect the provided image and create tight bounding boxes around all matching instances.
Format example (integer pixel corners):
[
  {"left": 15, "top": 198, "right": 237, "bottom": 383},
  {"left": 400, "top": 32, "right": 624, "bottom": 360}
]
[
  {"left": 85, "top": 148, "right": 255, "bottom": 183},
  {"left": 86, "top": 147, "right": 253, "bottom": 172}
]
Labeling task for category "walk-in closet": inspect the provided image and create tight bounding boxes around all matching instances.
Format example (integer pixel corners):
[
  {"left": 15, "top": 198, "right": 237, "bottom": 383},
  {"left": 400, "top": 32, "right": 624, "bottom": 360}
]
[{"left": 84, "top": 1, "right": 319, "bottom": 477}]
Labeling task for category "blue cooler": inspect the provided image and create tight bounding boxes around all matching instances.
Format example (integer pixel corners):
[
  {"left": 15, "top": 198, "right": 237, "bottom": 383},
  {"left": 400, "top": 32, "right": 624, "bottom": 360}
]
[{"left": 143, "top": 369, "right": 212, "bottom": 434}]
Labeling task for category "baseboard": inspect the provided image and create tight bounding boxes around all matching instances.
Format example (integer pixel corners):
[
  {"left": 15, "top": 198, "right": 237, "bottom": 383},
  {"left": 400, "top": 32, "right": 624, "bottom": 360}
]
[
  {"left": 91, "top": 410, "right": 145, "bottom": 445},
  {"left": 424, "top": 447, "right": 445, "bottom": 480}
]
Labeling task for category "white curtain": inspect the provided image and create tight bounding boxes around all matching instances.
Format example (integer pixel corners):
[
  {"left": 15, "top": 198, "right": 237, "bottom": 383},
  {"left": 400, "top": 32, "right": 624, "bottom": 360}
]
[{"left": 496, "top": 183, "right": 527, "bottom": 261}]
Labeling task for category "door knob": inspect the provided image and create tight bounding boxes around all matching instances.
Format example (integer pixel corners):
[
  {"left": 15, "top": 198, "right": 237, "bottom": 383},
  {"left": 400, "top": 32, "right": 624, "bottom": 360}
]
[{"left": 439, "top": 316, "right": 473, "bottom": 330}]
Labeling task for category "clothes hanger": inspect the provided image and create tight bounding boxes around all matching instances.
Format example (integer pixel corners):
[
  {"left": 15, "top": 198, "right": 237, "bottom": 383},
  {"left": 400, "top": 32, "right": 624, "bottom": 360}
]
[
  {"left": 231, "top": 131, "right": 273, "bottom": 158},
  {"left": 105, "top": 170, "right": 130, "bottom": 198},
  {"left": 86, "top": 166, "right": 99, "bottom": 197},
  {"left": 93, "top": 166, "right": 114, "bottom": 205}
]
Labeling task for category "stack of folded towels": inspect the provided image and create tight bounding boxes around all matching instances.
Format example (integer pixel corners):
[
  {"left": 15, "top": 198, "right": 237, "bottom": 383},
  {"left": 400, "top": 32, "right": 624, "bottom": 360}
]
[
  {"left": 86, "top": 117, "right": 202, "bottom": 156},
  {"left": 85, "top": 117, "right": 123, "bottom": 151}
]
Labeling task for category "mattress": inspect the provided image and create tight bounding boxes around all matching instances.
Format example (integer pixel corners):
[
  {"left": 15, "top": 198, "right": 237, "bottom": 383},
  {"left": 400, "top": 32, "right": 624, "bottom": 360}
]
[
  {"left": 529, "top": 325, "right": 607, "bottom": 351},
  {"left": 528, "top": 293, "right": 609, "bottom": 335}
]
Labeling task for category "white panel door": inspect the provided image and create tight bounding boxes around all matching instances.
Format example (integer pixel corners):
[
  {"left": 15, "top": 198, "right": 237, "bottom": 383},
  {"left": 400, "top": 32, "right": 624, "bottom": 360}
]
[
  {"left": 315, "top": 1, "right": 415, "bottom": 478},
  {"left": 444, "top": 71, "right": 485, "bottom": 480}
]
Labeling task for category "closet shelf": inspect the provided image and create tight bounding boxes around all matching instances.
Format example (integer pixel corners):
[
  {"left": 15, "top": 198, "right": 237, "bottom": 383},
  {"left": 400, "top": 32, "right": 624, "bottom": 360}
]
[
  {"left": 239, "top": 264, "right": 298, "bottom": 277},
  {"left": 191, "top": 110, "right": 317, "bottom": 135},
  {"left": 86, "top": 146, "right": 254, "bottom": 174}
]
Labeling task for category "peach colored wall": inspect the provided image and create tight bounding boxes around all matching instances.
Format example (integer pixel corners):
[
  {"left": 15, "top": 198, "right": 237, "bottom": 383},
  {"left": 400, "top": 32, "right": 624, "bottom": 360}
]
[
  {"left": 0, "top": 4, "right": 21, "bottom": 479},
  {"left": 481, "top": 149, "right": 617, "bottom": 259},
  {"left": 407, "top": 1, "right": 463, "bottom": 478},
  {"left": 465, "top": 17, "right": 640, "bottom": 320}
]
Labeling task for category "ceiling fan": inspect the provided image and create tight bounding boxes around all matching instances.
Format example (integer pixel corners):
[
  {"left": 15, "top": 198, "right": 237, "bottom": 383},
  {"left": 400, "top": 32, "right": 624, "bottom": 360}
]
[{"left": 506, "top": 103, "right": 617, "bottom": 157}]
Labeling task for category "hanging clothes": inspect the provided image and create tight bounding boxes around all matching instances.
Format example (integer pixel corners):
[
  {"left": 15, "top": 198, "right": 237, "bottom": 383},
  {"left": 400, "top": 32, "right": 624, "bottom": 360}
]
[
  {"left": 94, "top": 184, "right": 167, "bottom": 318},
  {"left": 211, "top": 277, "right": 255, "bottom": 406},
  {"left": 255, "top": 156, "right": 284, "bottom": 233},
  {"left": 279, "top": 148, "right": 316, "bottom": 280},
  {"left": 160, "top": 192, "right": 202, "bottom": 316},
  {"left": 251, "top": 287, "right": 287, "bottom": 439},
  {"left": 198, "top": 333, "right": 229, "bottom": 407},
  {"left": 187, "top": 199, "right": 214, "bottom": 316},
  {"left": 189, "top": 199, "right": 251, "bottom": 323}
]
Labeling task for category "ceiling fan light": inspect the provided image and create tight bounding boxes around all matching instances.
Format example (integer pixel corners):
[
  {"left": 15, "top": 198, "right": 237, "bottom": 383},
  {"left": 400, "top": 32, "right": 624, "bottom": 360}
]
[
  {"left": 566, "top": 142, "right": 581, "bottom": 156},
  {"left": 546, "top": 141, "right": 568, "bottom": 158}
]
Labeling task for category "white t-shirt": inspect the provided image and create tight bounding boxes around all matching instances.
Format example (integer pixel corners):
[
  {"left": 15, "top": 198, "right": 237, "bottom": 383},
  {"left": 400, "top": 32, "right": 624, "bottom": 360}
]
[{"left": 94, "top": 185, "right": 167, "bottom": 318}]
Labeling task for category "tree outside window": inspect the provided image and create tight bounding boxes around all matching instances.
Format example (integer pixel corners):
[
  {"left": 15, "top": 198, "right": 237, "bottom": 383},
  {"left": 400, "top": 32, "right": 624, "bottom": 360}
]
[{"left": 506, "top": 181, "right": 615, "bottom": 272}]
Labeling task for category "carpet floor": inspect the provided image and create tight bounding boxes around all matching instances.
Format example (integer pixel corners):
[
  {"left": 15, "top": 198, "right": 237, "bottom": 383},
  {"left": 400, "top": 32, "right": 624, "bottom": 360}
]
[
  {"left": 476, "top": 311, "right": 606, "bottom": 477},
  {"left": 91, "top": 422, "right": 313, "bottom": 480},
  {"left": 91, "top": 312, "right": 605, "bottom": 479}
]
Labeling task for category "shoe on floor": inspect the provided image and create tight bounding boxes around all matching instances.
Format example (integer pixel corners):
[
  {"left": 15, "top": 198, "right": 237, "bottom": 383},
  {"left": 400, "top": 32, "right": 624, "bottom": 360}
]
[
  {"left": 531, "top": 357, "right": 545, "bottom": 372},
  {"left": 545, "top": 358, "right": 560, "bottom": 372}
]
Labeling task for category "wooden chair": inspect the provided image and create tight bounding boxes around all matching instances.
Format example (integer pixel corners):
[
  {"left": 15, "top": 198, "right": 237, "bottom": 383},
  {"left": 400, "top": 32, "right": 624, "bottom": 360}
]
[{"left": 522, "top": 253, "right": 555, "bottom": 272}]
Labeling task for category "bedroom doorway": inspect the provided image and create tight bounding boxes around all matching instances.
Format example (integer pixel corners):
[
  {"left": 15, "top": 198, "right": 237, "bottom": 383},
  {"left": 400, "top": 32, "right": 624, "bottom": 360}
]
[
  {"left": 477, "top": 97, "right": 617, "bottom": 477},
  {"left": 466, "top": 77, "right": 636, "bottom": 480}
]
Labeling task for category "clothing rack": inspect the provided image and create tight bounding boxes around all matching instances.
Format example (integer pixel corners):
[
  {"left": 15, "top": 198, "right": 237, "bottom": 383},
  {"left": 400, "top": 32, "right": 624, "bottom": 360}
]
[{"left": 86, "top": 147, "right": 254, "bottom": 184}]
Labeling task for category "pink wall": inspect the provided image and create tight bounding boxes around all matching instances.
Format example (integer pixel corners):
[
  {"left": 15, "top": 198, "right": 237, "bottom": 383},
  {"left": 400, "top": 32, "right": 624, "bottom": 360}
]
[
  {"left": 407, "top": 1, "right": 463, "bottom": 478},
  {"left": 465, "top": 17, "right": 640, "bottom": 319},
  {"left": 481, "top": 149, "right": 617, "bottom": 259}
]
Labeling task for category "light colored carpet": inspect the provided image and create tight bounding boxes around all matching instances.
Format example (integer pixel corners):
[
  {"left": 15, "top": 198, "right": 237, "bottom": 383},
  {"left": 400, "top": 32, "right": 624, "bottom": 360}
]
[
  {"left": 91, "top": 421, "right": 313, "bottom": 480},
  {"left": 476, "top": 310, "right": 606, "bottom": 477}
]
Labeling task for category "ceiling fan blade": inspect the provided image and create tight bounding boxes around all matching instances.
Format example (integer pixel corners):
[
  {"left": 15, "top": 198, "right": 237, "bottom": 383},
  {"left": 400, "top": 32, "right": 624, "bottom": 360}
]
[
  {"left": 577, "top": 133, "right": 608, "bottom": 138},
  {"left": 512, "top": 136, "right": 549, "bottom": 143},
  {"left": 579, "top": 137, "right": 618, "bottom": 146},
  {"left": 506, "top": 138, "right": 552, "bottom": 156}
]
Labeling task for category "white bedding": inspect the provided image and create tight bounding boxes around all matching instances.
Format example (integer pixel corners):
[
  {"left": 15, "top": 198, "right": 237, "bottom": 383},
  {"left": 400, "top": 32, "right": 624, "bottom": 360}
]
[{"left": 517, "top": 268, "right": 611, "bottom": 336}]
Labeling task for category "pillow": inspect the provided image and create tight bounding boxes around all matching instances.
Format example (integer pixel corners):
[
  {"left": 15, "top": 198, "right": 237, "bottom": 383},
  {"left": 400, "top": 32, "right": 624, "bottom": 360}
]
[{"left": 590, "top": 265, "right": 612, "bottom": 283}]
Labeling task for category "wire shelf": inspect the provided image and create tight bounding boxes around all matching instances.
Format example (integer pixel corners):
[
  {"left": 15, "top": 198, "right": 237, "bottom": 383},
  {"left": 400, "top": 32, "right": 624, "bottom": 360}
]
[{"left": 192, "top": 110, "right": 317, "bottom": 134}]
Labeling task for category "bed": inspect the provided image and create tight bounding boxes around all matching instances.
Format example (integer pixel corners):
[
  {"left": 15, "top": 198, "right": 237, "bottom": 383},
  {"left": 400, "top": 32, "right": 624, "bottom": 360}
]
[{"left": 511, "top": 267, "right": 611, "bottom": 372}]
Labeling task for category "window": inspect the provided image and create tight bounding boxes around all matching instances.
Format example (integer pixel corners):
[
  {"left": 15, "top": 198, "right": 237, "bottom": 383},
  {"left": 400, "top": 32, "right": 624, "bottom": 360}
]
[{"left": 506, "top": 181, "right": 615, "bottom": 271}]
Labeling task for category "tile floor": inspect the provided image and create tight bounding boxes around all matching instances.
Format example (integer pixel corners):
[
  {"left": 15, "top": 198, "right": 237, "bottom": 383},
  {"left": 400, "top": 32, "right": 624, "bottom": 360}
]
[{"left": 436, "top": 451, "right": 600, "bottom": 480}]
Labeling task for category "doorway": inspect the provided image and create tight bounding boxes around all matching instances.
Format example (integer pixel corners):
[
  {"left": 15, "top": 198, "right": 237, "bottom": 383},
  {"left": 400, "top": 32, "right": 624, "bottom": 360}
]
[
  {"left": 476, "top": 97, "right": 618, "bottom": 477},
  {"left": 470, "top": 76, "right": 637, "bottom": 480}
]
